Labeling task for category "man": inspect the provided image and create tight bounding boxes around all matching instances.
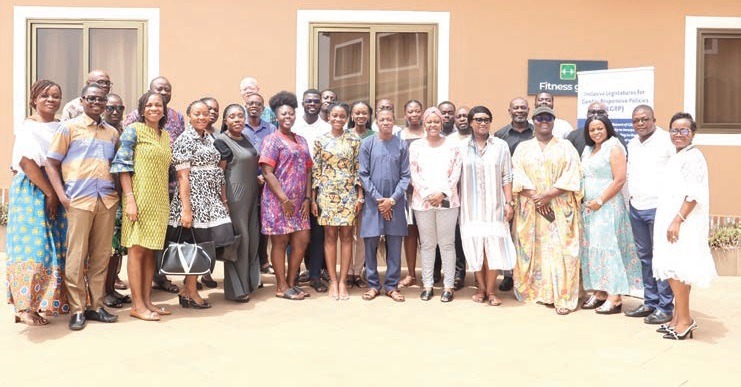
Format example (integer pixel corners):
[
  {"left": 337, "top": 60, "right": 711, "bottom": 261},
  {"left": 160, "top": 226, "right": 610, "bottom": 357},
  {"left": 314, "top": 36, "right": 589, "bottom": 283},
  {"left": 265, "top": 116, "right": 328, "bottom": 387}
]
[
  {"left": 372, "top": 98, "right": 403, "bottom": 134},
  {"left": 531, "top": 92, "right": 574, "bottom": 138},
  {"left": 566, "top": 101, "right": 627, "bottom": 156},
  {"left": 123, "top": 76, "right": 185, "bottom": 294},
  {"left": 101, "top": 93, "right": 131, "bottom": 308},
  {"left": 240, "top": 76, "right": 277, "bottom": 127},
  {"left": 438, "top": 101, "right": 456, "bottom": 136},
  {"left": 61, "top": 69, "right": 112, "bottom": 121},
  {"left": 319, "top": 89, "right": 337, "bottom": 123},
  {"left": 292, "top": 89, "right": 331, "bottom": 291},
  {"left": 454, "top": 106, "right": 470, "bottom": 133},
  {"left": 493, "top": 97, "right": 534, "bottom": 291},
  {"left": 241, "top": 92, "right": 277, "bottom": 275},
  {"left": 46, "top": 84, "right": 120, "bottom": 331},
  {"left": 624, "top": 105, "right": 675, "bottom": 324}
]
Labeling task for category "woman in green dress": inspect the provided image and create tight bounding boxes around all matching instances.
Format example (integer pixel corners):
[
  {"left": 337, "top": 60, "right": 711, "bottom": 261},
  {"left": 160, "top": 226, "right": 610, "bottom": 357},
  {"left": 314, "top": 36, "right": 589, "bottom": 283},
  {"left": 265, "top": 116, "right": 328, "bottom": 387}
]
[{"left": 111, "top": 91, "right": 173, "bottom": 322}]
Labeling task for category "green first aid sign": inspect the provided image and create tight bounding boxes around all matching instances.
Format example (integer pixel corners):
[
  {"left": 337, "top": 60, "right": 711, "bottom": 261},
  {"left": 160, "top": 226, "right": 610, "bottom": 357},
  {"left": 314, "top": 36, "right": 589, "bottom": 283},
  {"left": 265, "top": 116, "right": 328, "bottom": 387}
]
[{"left": 560, "top": 63, "right": 577, "bottom": 80}]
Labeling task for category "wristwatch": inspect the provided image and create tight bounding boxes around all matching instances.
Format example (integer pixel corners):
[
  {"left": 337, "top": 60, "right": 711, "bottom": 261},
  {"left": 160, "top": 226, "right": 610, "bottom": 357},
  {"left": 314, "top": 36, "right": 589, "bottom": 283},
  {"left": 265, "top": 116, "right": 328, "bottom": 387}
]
[
  {"left": 357, "top": 197, "right": 365, "bottom": 203},
  {"left": 389, "top": 198, "right": 396, "bottom": 206},
  {"left": 507, "top": 200, "right": 515, "bottom": 206},
  {"left": 596, "top": 198, "right": 604, "bottom": 206}
]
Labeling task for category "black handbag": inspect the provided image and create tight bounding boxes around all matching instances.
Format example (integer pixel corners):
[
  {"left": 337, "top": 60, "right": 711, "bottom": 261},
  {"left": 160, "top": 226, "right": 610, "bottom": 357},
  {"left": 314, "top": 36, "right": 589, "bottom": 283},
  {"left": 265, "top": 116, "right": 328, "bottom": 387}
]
[
  {"left": 216, "top": 234, "right": 241, "bottom": 263},
  {"left": 160, "top": 228, "right": 215, "bottom": 276}
]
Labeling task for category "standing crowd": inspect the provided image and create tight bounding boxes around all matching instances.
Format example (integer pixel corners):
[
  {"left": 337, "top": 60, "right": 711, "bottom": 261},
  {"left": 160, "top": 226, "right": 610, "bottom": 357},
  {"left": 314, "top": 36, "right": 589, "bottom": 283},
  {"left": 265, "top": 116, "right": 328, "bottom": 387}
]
[{"left": 6, "top": 70, "right": 717, "bottom": 340}]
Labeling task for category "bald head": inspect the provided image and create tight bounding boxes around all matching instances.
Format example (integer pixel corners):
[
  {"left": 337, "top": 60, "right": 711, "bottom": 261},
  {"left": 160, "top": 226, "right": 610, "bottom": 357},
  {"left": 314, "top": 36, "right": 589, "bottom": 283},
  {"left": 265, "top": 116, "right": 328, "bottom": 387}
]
[
  {"left": 87, "top": 69, "right": 111, "bottom": 94},
  {"left": 587, "top": 101, "right": 608, "bottom": 118},
  {"left": 240, "top": 77, "right": 260, "bottom": 96}
]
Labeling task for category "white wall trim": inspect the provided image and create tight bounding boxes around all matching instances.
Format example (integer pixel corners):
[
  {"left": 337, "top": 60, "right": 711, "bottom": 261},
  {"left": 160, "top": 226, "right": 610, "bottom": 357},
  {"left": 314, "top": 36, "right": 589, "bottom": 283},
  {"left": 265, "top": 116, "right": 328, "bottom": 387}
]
[
  {"left": 684, "top": 16, "right": 741, "bottom": 146},
  {"left": 296, "top": 10, "right": 450, "bottom": 101},
  {"left": 13, "top": 6, "right": 159, "bottom": 129}
]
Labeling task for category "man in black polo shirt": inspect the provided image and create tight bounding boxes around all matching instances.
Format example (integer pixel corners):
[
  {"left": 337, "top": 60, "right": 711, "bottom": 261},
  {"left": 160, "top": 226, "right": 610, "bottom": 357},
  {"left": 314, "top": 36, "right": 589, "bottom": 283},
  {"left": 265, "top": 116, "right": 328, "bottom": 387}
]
[{"left": 493, "top": 97, "right": 533, "bottom": 291}]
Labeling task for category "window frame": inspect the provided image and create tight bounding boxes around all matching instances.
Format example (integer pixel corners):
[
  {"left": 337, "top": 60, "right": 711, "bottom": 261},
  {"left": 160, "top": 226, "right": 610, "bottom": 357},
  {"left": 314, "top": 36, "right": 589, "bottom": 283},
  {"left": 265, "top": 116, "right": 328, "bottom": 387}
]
[
  {"left": 684, "top": 16, "right": 741, "bottom": 145},
  {"left": 13, "top": 6, "right": 159, "bottom": 130},
  {"left": 308, "top": 23, "right": 438, "bottom": 111},
  {"left": 695, "top": 28, "right": 741, "bottom": 133},
  {"left": 296, "top": 10, "right": 450, "bottom": 110}
]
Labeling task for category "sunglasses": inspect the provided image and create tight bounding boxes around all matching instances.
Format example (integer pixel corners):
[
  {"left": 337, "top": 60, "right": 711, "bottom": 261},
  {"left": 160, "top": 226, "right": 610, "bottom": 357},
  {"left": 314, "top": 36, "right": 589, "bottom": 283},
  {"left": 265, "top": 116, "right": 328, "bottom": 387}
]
[
  {"left": 588, "top": 109, "right": 606, "bottom": 116},
  {"left": 533, "top": 115, "right": 554, "bottom": 123},
  {"left": 669, "top": 128, "right": 692, "bottom": 136},
  {"left": 83, "top": 96, "right": 108, "bottom": 104},
  {"left": 632, "top": 117, "right": 652, "bottom": 124},
  {"left": 304, "top": 98, "right": 321, "bottom": 104},
  {"left": 246, "top": 101, "right": 264, "bottom": 107},
  {"left": 472, "top": 117, "right": 491, "bottom": 124},
  {"left": 105, "top": 105, "right": 125, "bottom": 113}
]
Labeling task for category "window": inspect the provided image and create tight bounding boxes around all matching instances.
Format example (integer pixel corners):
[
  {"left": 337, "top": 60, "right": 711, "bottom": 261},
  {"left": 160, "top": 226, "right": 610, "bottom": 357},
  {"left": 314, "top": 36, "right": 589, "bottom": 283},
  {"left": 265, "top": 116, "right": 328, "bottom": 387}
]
[
  {"left": 310, "top": 24, "right": 437, "bottom": 124},
  {"left": 696, "top": 29, "right": 741, "bottom": 132},
  {"left": 27, "top": 19, "right": 147, "bottom": 117}
]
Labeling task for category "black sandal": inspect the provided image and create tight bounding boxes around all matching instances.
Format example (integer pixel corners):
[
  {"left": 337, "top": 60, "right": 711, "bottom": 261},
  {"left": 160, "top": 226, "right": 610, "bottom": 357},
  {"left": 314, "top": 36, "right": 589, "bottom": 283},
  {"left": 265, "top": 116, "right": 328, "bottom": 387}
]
[
  {"left": 153, "top": 278, "right": 180, "bottom": 293},
  {"left": 103, "top": 294, "right": 123, "bottom": 308},
  {"left": 309, "top": 278, "right": 328, "bottom": 292}
]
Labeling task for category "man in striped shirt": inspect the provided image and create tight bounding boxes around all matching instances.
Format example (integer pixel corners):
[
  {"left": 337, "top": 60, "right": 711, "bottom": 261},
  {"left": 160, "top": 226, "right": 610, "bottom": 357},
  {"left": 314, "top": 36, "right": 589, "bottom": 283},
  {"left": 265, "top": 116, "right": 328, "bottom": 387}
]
[{"left": 47, "top": 84, "right": 120, "bottom": 331}]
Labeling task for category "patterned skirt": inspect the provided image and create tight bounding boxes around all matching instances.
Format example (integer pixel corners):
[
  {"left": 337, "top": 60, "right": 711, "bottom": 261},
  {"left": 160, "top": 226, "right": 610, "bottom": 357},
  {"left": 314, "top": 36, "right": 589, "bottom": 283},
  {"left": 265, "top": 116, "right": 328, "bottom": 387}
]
[{"left": 5, "top": 173, "right": 69, "bottom": 315}]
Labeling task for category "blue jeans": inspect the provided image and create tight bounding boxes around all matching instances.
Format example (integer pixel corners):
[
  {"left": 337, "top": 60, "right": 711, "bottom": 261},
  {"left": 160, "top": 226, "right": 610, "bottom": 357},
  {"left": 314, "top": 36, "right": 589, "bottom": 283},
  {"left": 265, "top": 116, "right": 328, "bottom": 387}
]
[
  {"left": 364, "top": 236, "right": 403, "bottom": 292},
  {"left": 629, "top": 205, "right": 674, "bottom": 313}
]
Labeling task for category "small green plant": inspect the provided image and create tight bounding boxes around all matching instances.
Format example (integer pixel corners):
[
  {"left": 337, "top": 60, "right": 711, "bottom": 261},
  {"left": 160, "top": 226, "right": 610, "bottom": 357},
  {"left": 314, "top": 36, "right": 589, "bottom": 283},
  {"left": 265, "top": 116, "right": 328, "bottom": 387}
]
[
  {"left": 709, "top": 223, "right": 741, "bottom": 250},
  {"left": 0, "top": 202, "right": 7, "bottom": 226}
]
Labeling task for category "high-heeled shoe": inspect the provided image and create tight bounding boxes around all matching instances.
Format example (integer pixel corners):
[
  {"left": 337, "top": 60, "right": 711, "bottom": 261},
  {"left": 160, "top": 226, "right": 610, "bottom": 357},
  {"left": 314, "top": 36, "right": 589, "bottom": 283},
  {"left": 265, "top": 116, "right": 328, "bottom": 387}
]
[
  {"left": 663, "top": 321, "right": 697, "bottom": 340},
  {"left": 179, "top": 295, "right": 211, "bottom": 309}
]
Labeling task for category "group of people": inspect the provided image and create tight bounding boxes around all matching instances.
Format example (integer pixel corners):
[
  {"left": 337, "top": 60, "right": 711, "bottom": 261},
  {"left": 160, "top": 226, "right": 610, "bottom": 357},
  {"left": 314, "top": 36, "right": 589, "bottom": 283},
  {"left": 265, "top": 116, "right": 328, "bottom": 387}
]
[{"left": 6, "top": 70, "right": 717, "bottom": 341}]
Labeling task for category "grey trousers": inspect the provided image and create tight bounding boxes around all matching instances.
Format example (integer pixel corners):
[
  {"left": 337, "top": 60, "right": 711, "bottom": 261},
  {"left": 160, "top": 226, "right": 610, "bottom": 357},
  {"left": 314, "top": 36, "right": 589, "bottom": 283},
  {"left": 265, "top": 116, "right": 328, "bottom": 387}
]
[{"left": 414, "top": 208, "right": 459, "bottom": 289}]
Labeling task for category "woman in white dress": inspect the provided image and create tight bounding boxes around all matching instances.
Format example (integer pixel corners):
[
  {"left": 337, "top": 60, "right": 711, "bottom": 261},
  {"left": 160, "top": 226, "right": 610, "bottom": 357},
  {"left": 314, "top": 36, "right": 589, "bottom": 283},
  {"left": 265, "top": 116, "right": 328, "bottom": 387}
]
[
  {"left": 652, "top": 112, "right": 717, "bottom": 340},
  {"left": 458, "top": 106, "right": 516, "bottom": 306}
]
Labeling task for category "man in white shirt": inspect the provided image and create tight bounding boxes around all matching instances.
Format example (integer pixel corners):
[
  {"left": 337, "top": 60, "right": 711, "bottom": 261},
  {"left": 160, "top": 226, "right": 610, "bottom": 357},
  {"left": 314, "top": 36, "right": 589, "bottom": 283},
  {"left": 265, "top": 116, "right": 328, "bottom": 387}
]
[
  {"left": 61, "top": 69, "right": 112, "bottom": 121},
  {"left": 530, "top": 92, "right": 573, "bottom": 139},
  {"left": 624, "top": 105, "right": 675, "bottom": 324},
  {"left": 292, "top": 89, "right": 331, "bottom": 291}
]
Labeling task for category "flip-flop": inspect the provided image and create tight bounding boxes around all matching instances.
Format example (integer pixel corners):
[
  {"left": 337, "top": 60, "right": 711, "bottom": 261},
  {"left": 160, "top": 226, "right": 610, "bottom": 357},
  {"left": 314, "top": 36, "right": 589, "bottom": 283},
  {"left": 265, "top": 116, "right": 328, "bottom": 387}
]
[{"left": 276, "top": 287, "right": 304, "bottom": 300}]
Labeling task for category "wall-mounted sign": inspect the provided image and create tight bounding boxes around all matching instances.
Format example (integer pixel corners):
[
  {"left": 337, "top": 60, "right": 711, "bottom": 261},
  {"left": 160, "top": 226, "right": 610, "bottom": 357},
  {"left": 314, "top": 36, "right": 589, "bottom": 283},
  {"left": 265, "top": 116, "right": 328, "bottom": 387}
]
[{"left": 527, "top": 59, "right": 608, "bottom": 96}]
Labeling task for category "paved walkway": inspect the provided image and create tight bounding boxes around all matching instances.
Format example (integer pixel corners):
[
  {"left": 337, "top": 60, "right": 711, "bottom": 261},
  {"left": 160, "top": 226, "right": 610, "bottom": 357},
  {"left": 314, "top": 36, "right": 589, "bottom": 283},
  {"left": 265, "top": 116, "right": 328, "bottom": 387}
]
[{"left": 2, "top": 253, "right": 739, "bottom": 386}]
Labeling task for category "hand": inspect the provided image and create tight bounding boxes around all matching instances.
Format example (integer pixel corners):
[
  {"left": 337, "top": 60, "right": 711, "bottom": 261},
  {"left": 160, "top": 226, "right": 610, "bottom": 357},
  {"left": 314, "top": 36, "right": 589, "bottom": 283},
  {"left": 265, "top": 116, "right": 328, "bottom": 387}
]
[
  {"left": 504, "top": 203, "right": 514, "bottom": 222},
  {"left": 377, "top": 198, "right": 393, "bottom": 213},
  {"left": 381, "top": 208, "right": 393, "bottom": 221},
  {"left": 125, "top": 197, "right": 139, "bottom": 222},
  {"left": 426, "top": 192, "right": 445, "bottom": 207},
  {"left": 354, "top": 199, "right": 363, "bottom": 214},
  {"left": 585, "top": 199, "right": 602, "bottom": 211},
  {"left": 311, "top": 201, "right": 319, "bottom": 218},
  {"left": 532, "top": 191, "right": 553, "bottom": 208},
  {"left": 257, "top": 175, "right": 265, "bottom": 185},
  {"left": 181, "top": 209, "right": 193, "bottom": 228},
  {"left": 45, "top": 193, "right": 59, "bottom": 220},
  {"left": 536, "top": 204, "right": 555, "bottom": 221},
  {"left": 59, "top": 194, "right": 71, "bottom": 211},
  {"left": 281, "top": 199, "right": 295, "bottom": 218},
  {"left": 222, "top": 200, "right": 230, "bottom": 215},
  {"left": 666, "top": 219, "right": 682, "bottom": 243},
  {"left": 299, "top": 200, "right": 310, "bottom": 220}
]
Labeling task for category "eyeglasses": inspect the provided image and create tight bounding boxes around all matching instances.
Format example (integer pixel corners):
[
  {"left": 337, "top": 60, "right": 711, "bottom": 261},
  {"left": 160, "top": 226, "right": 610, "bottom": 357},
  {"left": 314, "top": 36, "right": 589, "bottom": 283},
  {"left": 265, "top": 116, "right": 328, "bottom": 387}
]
[
  {"left": 304, "top": 99, "right": 321, "bottom": 104},
  {"left": 533, "top": 115, "right": 554, "bottom": 123},
  {"left": 455, "top": 114, "right": 468, "bottom": 118},
  {"left": 94, "top": 80, "right": 113, "bottom": 86},
  {"left": 632, "top": 117, "right": 651, "bottom": 124},
  {"left": 83, "top": 96, "right": 108, "bottom": 104},
  {"left": 246, "top": 101, "right": 264, "bottom": 107},
  {"left": 105, "top": 105, "right": 125, "bottom": 113},
  {"left": 588, "top": 109, "right": 606, "bottom": 116},
  {"left": 669, "top": 128, "right": 692, "bottom": 136},
  {"left": 472, "top": 117, "right": 491, "bottom": 124}
]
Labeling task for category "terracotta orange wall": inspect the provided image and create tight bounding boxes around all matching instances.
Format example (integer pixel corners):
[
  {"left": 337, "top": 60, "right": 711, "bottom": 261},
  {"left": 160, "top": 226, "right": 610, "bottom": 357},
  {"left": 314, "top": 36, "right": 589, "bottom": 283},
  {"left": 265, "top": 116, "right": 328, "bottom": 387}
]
[{"left": 2, "top": 0, "right": 741, "bottom": 214}]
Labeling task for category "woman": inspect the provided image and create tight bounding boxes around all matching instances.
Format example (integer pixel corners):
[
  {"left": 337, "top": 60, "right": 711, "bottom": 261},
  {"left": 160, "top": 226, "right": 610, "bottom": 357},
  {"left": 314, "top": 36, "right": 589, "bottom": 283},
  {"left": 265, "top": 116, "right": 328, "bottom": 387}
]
[
  {"left": 167, "top": 100, "right": 234, "bottom": 309},
  {"left": 260, "top": 91, "right": 312, "bottom": 300},
  {"left": 213, "top": 104, "right": 261, "bottom": 302},
  {"left": 311, "top": 102, "right": 363, "bottom": 300},
  {"left": 111, "top": 91, "right": 173, "bottom": 321},
  {"left": 347, "top": 101, "right": 375, "bottom": 289},
  {"left": 652, "top": 112, "right": 717, "bottom": 340},
  {"left": 199, "top": 96, "right": 220, "bottom": 289},
  {"left": 7, "top": 80, "right": 67, "bottom": 325},
  {"left": 358, "top": 109, "right": 410, "bottom": 302},
  {"left": 409, "top": 107, "right": 462, "bottom": 302},
  {"left": 398, "top": 99, "right": 425, "bottom": 288},
  {"left": 580, "top": 115, "right": 642, "bottom": 314},
  {"left": 511, "top": 106, "right": 582, "bottom": 315},
  {"left": 458, "top": 106, "right": 516, "bottom": 306}
]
